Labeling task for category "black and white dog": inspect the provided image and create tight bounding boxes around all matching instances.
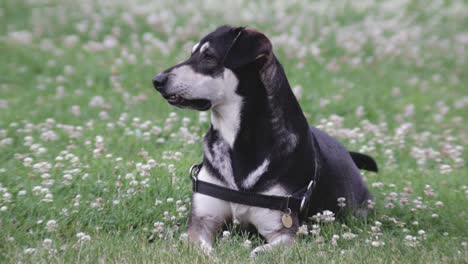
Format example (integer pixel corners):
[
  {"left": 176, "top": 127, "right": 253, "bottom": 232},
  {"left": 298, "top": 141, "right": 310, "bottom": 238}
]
[{"left": 152, "top": 26, "right": 376, "bottom": 256}]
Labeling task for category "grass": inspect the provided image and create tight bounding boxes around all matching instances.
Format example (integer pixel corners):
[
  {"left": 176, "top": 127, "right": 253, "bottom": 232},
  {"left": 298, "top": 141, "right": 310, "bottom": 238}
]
[{"left": 0, "top": 0, "right": 467, "bottom": 263}]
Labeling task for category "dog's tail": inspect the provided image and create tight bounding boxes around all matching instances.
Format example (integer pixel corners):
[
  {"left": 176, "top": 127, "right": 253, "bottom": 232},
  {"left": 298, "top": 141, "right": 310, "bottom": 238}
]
[{"left": 349, "top": 152, "right": 378, "bottom": 172}]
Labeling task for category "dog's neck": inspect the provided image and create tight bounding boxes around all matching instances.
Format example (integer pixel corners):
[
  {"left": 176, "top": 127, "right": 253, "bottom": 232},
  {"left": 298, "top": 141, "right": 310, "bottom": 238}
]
[
  {"left": 211, "top": 100, "right": 242, "bottom": 148},
  {"left": 210, "top": 71, "right": 243, "bottom": 147},
  {"left": 210, "top": 55, "right": 309, "bottom": 149}
]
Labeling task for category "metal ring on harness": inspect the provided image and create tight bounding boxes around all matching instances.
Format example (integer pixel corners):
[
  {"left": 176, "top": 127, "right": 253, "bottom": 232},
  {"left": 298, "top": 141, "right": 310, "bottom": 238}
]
[
  {"left": 189, "top": 164, "right": 201, "bottom": 180},
  {"left": 284, "top": 195, "right": 291, "bottom": 213},
  {"left": 189, "top": 164, "right": 202, "bottom": 192}
]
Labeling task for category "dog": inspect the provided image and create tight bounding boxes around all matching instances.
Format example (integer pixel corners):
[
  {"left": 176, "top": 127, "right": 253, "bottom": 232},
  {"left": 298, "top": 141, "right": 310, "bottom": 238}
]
[{"left": 152, "top": 25, "right": 376, "bottom": 257}]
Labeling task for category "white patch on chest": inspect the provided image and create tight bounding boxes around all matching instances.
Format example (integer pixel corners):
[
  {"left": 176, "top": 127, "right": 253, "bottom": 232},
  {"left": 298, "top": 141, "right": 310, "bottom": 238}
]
[{"left": 242, "top": 159, "right": 270, "bottom": 189}]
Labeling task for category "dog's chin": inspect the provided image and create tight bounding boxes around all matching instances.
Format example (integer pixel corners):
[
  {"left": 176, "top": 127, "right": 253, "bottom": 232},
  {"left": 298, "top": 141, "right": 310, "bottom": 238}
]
[{"left": 165, "top": 94, "right": 211, "bottom": 111}]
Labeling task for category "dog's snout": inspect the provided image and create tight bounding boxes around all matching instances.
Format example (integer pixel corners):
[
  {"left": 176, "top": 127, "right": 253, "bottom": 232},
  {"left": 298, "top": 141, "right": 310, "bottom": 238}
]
[{"left": 152, "top": 72, "right": 169, "bottom": 90}]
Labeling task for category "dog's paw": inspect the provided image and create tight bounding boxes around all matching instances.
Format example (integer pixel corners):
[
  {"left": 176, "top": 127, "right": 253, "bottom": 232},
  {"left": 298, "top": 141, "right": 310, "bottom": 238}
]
[
  {"left": 200, "top": 241, "right": 214, "bottom": 256},
  {"left": 250, "top": 245, "right": 268, "bottom": 258}
]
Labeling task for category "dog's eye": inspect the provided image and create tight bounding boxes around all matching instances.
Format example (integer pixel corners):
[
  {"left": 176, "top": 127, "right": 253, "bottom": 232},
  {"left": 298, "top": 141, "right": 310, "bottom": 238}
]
[{"left": 201, "top": 51, "right": 216, "bottom": 61}]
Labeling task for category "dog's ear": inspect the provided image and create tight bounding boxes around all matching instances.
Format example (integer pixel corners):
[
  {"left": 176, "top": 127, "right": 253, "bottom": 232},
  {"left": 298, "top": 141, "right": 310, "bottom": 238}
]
[{"left": 224, "top": 27, "right": 272, "bottom": 69}]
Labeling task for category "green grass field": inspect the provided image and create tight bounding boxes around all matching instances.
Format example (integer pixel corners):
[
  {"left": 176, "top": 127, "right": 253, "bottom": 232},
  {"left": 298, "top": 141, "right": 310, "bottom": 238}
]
[{"left": 1, "top": 0, "right": 467, "bottom": 262}]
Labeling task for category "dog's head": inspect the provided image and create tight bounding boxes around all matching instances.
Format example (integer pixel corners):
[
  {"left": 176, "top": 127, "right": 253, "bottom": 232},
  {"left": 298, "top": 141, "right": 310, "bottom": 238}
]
[{"left": 152, "top": 26, "right": 272, "bottom": 111}]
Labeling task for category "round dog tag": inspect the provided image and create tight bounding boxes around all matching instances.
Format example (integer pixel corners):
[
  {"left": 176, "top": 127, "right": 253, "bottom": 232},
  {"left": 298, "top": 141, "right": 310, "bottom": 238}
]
[{"left": 282, "top": 213, "right": 293, "bottom": 228}]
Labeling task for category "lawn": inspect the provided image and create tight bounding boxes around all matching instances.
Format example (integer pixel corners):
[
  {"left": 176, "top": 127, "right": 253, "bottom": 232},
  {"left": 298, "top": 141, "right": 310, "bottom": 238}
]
[{"left": 0, "top": 0, "right": 467, "bottom": 263}]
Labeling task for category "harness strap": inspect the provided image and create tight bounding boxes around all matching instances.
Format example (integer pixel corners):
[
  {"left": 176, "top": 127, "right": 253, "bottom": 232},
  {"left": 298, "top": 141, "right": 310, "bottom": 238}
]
[{"left": 192, "top": 176, "right": 303, "bottom": 212}]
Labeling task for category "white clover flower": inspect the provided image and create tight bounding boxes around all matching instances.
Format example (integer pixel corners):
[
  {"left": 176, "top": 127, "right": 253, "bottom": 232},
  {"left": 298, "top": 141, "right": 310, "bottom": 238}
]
[
  {"left": 309, "top": 224, "right": 321, "bottom": 236},
  {"left": 40, "top": 130, "right": 59, "bottom": 141},
  {"left": 179, "top": 233, "right": 188, "bottom": 241},
  {"left": 243, "top": 239, "right": 252, "bottom": 249},
  {"left": 154, "top": 222, "right": 165, "bottom": 233},
  {"left": 331, "top": 234, "right": 340, "bottom": 246},
  {"left": 199, "top": 112, "right": 208, "bottom": 123},
  {"left": 147, "top": 159, "right": 157, "bottom": 167},
  {"left": 24, "top": 248, "right": 37, "bottom": 255},
  {"left": 23, "top": 157, "right": 33, "bottom": 167},
  {"left": 43, "top": 238, "right": 53, "bottom": 249},
  {"left": 222, "top": 231, "right": 231, "bottom": 239},
  {"left": 89, "top": 96, "right": 105, "bottom": 108},
  {"left": 370, "top": 241, "right": 385, "bottom": 248},
  {"left": 63, "top": 174, "right": 73, "bottom": 181},
  {"left": 418, "top": 230, "right": 426, "bottom": 240},
  {"left": 439, "top": 164, "right": 452, "bottom": 175},
  {"left": 46, "top": 220, "right": 58, "bottom": 232},
  {"left": 296, "top": 225, "right": 308, "bottom": 235},
  {"left": 322, "top": 210, "right": 335, "bottom": 223},
  {"left": 337, "top": 197, "right": 346, "bottom": 207},
  {"left": 76, "top": 232, "right": 91, "bottom": 244},
  {"left": 8, "top": 31, "right": 33, "bottom": 44},
  {"left": 342, "top": 232, "right": 357, "bottom": 240}
]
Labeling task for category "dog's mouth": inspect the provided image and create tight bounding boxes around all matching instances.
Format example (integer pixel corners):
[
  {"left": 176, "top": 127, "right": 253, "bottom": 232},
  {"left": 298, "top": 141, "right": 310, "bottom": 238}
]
[{"left": 164, "top": 94, "right": 212, "bottom": 111}]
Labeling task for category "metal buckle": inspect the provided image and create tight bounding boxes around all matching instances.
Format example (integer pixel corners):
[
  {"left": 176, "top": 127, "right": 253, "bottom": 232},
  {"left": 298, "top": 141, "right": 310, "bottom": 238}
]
[
  {"left": 300, "top": 180, "right": 315, "bottom": 213},
  {"left": 189, "top": 164, "right": 200, "bottom": 180},
  {"left": 189, "top": 164, "right": 201, "bottom": 192}
]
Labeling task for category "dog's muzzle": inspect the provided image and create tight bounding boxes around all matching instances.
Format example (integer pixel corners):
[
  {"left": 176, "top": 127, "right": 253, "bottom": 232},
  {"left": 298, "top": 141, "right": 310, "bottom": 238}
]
[{"left": 152, "top": 72, "right": 212, "bottom": 111}]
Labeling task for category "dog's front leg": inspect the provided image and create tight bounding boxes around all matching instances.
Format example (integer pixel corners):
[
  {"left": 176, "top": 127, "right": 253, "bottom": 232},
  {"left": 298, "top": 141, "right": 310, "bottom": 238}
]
[
  {"left": 249, "top": 209, "right": 298, "bottom": 258},
  {"left": 250, "top": 233, "right": 295, "bottom": 258},
  {"left": 188, "top": 193, "right": 231, "bottom": 256}
]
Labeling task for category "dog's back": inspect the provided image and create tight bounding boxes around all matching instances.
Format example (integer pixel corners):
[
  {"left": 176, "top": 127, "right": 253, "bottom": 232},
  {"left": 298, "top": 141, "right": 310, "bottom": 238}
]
[{"left": 307, "top": 127, "right": 372, "bottom": 216}]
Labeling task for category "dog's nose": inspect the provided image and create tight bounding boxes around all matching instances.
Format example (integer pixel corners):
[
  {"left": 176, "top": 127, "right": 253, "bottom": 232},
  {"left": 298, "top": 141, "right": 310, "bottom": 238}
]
[{"left": 152, "top": 72, "right": 169, "bottom": 90}]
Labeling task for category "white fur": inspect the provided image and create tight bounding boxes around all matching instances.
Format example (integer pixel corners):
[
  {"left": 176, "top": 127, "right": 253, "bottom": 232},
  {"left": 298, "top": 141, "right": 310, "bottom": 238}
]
[
  {"left": 192, "top": 166, "right": 232, "bottom": 218},
  {"left": 232, "top": 184, "right": 288, "bottom": 232},
  {"left": 200, "top": 42, "right": 210, "bottom": 53},
  {"left": 191, "top": 42, "right": 200, "bottom": 53},
  {"left": 242, "top": 159, "right": 270, "bottom": 189},
  {"left": 210, "top": 70, "right": 243, "bottom": 147}
]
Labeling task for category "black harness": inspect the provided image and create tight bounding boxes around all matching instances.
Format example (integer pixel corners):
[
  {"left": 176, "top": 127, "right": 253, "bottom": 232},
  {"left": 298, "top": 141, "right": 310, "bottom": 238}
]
[{"left": 189, "top": 138, "right": 321, "bottom": 222}]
